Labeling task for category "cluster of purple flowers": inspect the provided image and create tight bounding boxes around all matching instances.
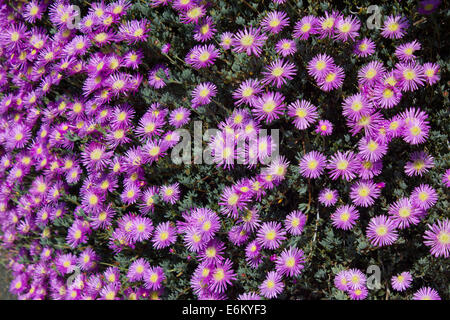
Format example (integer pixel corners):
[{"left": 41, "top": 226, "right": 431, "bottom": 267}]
[{"left": 0, "top": 0, "right": 447, "bottom": 301}]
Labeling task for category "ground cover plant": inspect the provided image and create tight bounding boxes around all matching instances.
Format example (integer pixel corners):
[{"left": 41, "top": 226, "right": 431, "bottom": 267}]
[{"left": 0, "top": 0, "right": 448, "bottom": 300}]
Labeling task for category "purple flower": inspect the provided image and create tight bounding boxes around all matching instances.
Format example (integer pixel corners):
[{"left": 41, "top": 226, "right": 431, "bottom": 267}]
[
  {"left": 275, "top": 247, "right": 305, "bottom": 277},
  {"left": 391, "top": 272, "right": 412, "bottom": 291},
  {"left": 366, "top": 215, "right": 398, "bottom": 247},
  {"left": 299, "top": 151, "right": 327, "bottom": 179},
  {"left": 423, "top": 219, "right": 449, "bottom": 258},
  {"left": 331, "top": 205, "right": 359, "bottom": 230},
  {"left": 259, "top": 271, "right": 284, "bottom": 299}
]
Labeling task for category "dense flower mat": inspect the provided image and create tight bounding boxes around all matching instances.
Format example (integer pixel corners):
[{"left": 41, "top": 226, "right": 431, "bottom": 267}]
[{"left": 0, "top": 0, "right": 448, "bottom": 300}]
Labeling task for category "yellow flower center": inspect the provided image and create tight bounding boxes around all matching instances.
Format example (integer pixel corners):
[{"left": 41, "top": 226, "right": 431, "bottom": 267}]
[
  {"left": 388, "top": 22, "right": 399, "bottom": 32},
  {"left": 376, "top": 225, "right": 387, "bottom": 236},
  {"left": 403, "top": 69, "right": 416, "bottom": 80},
  {"left": 265, "top": 230, "right": 276, "bottom": 240},
  {"left": 187, "top": 7, "right": 201, "bottom": 19},
  {"left": 262, "top": 100, "right": 276, "bottom": 113},
  {"left": 366, "top": 68, "right": 376, "bottom": 79},
  {"left": 307, "top": 160, "right": 318, "bottom": 169},
  {"left": 228, "top": 193, "right": 239, "bottom": 205},
  {"left": 160, "top": 231, "right": 169, "bottom": 240},
  {"left": 301, "top": 23, "right": 311, "bottom": 32},
  {"left": 383, "top": 88, "right": 394, "bottom": 99},
  {"left": 358, "top": 187, "right": 370, "bottom": 197},
  {"left": 285, "top": 257, "right": 295, "bottom": 268},
  {"left": 269, "top": 18, "right": 280, "bottom": 28},
  {"left": 340, "top": 22, "right": 351, "bottom": 33},
  {"left": 90, "top": 149, "right": 102, "bottom": 160},
  {"left": 316, "top": 60, "right": 326, "bottom": 70},
  {"left": 337, "top": 160, "right": 348, "bottom": 170},
  {"left": 325, "top": 72, "right": 336, "bottom": 83},
  {"left": 438, "top": 231, "right": 449, "bottom": 245},
  {"left": 240, "top": 35, "right": 254, "bottom": 47},
  {"left": 272, "top": 67, "right": 284, "bottom": 77},
  {"left": 398, "top": 208, "right": 411, "bottom": 218},
  {"left": 340, "top": 212, "right": 350, "bottom": 221}
]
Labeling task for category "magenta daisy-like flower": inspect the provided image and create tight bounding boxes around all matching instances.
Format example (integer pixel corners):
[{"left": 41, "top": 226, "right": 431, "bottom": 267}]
[
  {"left": 66, "top": 220, "right": 89, "bottom": 249},
  {"left": 284, "top": 210, "right": 307, "bottom": 236},
  {"left": 232, "top": 79, "right": 263, "bottom": 107},
  {"left": 219, "top": 186, "right": 249, "bottom": 218},
  {"left": 318, "top": 65, "right": 345, "bottom": 91},
  {"left": 259, "top": 271, "right": 284, "bottom": 299},
  {"left": 395, "top": 61, "right": 426, "bottom": 92},
  {"left": 372, "top": 84, "right": 402, "bottom": 109},
  {"left": 152, "top": 221, "right": 176, "bottom": 249},
  {"left": 187, "top": 44, "right": 220, "bottom": 69},
  {"left": 307, "top": 53, "right": 335, "bottom": 80},
  {"left": 423, "top": 218, "right": 449, "bottom": 258},
  {"left": 275, "top": 39, "right": 297, "bottom": 57},
  {"left": 252, "top": 91, "right": 286, "bottom": 124},
  {"left": 402, "top": 118, "right": 429, "bottom": 145},
  {"left": 391, "top": 271, "right": 412, "bottom": 292},
  {"left": 261, "top": 10, "right": 290, "bottom": 34},
  {"left": 160, "top": 183, "right": 180, "bottom": 204},
  {"left": 209, "top": 259, "right": 236, "bottom": 294},
  {"left": 81, "top": 142, "right": 112, "bottom": 172},
  {"left": 404, "top": 151, "right": 434, "bottom": 177},
  {"left": 331, "top": 205, "right": 359, "bottom": 230},
  {"left": 328, "top": 151, "right": 359, "bottom": 181},
  {"left": 261, "top": 58, "right": 297, "bottom": 88},
  {"left": 411, "top": 184, "right": 438, "bottom": 210},
  {"left": 287, "top": 99, "right": 318, "bottom": 130},
  {"left": 169, "top": 107, "right": 191, "bottom": 128},
  {"left": 334, "top": 270, "right": 350, "bottom": 291},
  {"left": 388, "top": 198, "right": 420, "bottom": 229},
  {"left": 318, "top": 188, "right": 339, "bottom": 207},
  {"left": 350, "top": 180, "right": 380, "bottom": 207},
  {"left": 395, "top": 40, "right": 421, "bottom": 62},
  {"left": 366, "top": 215, "right": 398, "bottom": 247},
  {"left": 317, "top": 11, "right": 341, "bottom": 39},
  {"left": 118, "top": 19, "right": 150, "bottom": 44},
  {"left": 264, "top": 155, "right": 290, "bottom": 182},
  {"left": 342, "top": 93, "right": 373, "bottom": 121},
  {"left": 180, "top": 5, "right": 206, "bottom": 24},
  {"left": 275, "top": 247, "right": 305, "bottom": 277},
  {"left": 381, "top": 15, "right": 409, "bottom": 39},
  {"left": 232, "top": 27, "right": 267, "bottom": 57},
  {"left": 293, "top": 15, "right": 318, "bottom": 40},
  {"left": 345, "top": 269, "right": 366, "bottom": 290},
  {"left": 353, "top": 38, "right": 376, "bottom": 57},
  {"left": 193, "top": 17, "right": 217, "bottom": 42},
  {"left": 257, "top": 221, "right": 287, "bottom": 250},
  {"left": 144, "top": 266, "right": 165, "bottom": 290},
  {"left": 358, "top": 61, "right": 386, "bottom": 87},
  {"left": 245, "top": 240, "right": 262, "bottom": 268},
  {"left": 191, "top": 82, "right": 217, "bottom": 107},
  {"left": 199, "top": 239, "right": 226, "bottom": 264},
  {"left": 130, "top": 216, "right": 153, "bottom": 243},
  {"left": 422, "top": 62, "right": 440, "bottom": 85},
  {"left": 315, "top": 119, "right": 333, "bottom": 136},
  {"left": 299, "top": 151, "right": 327, "bottom": 179},
  {"left": 220, "top": 32, "right": 234, "bottom": 50},
  {"left": 334, "top": 15, "right": 360, "bottom": 42},
  {"left": 348, "top": 286, "right": 368, "bottom": 300},
  {"left": 358, "top": 136, "right": 388, "bottom": 162},
  {"left": 127, "top": 258, "right": 150, "bottom": 282},
  {"left": 412, "top": 287, "right": 441, "bottom": 300}
]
